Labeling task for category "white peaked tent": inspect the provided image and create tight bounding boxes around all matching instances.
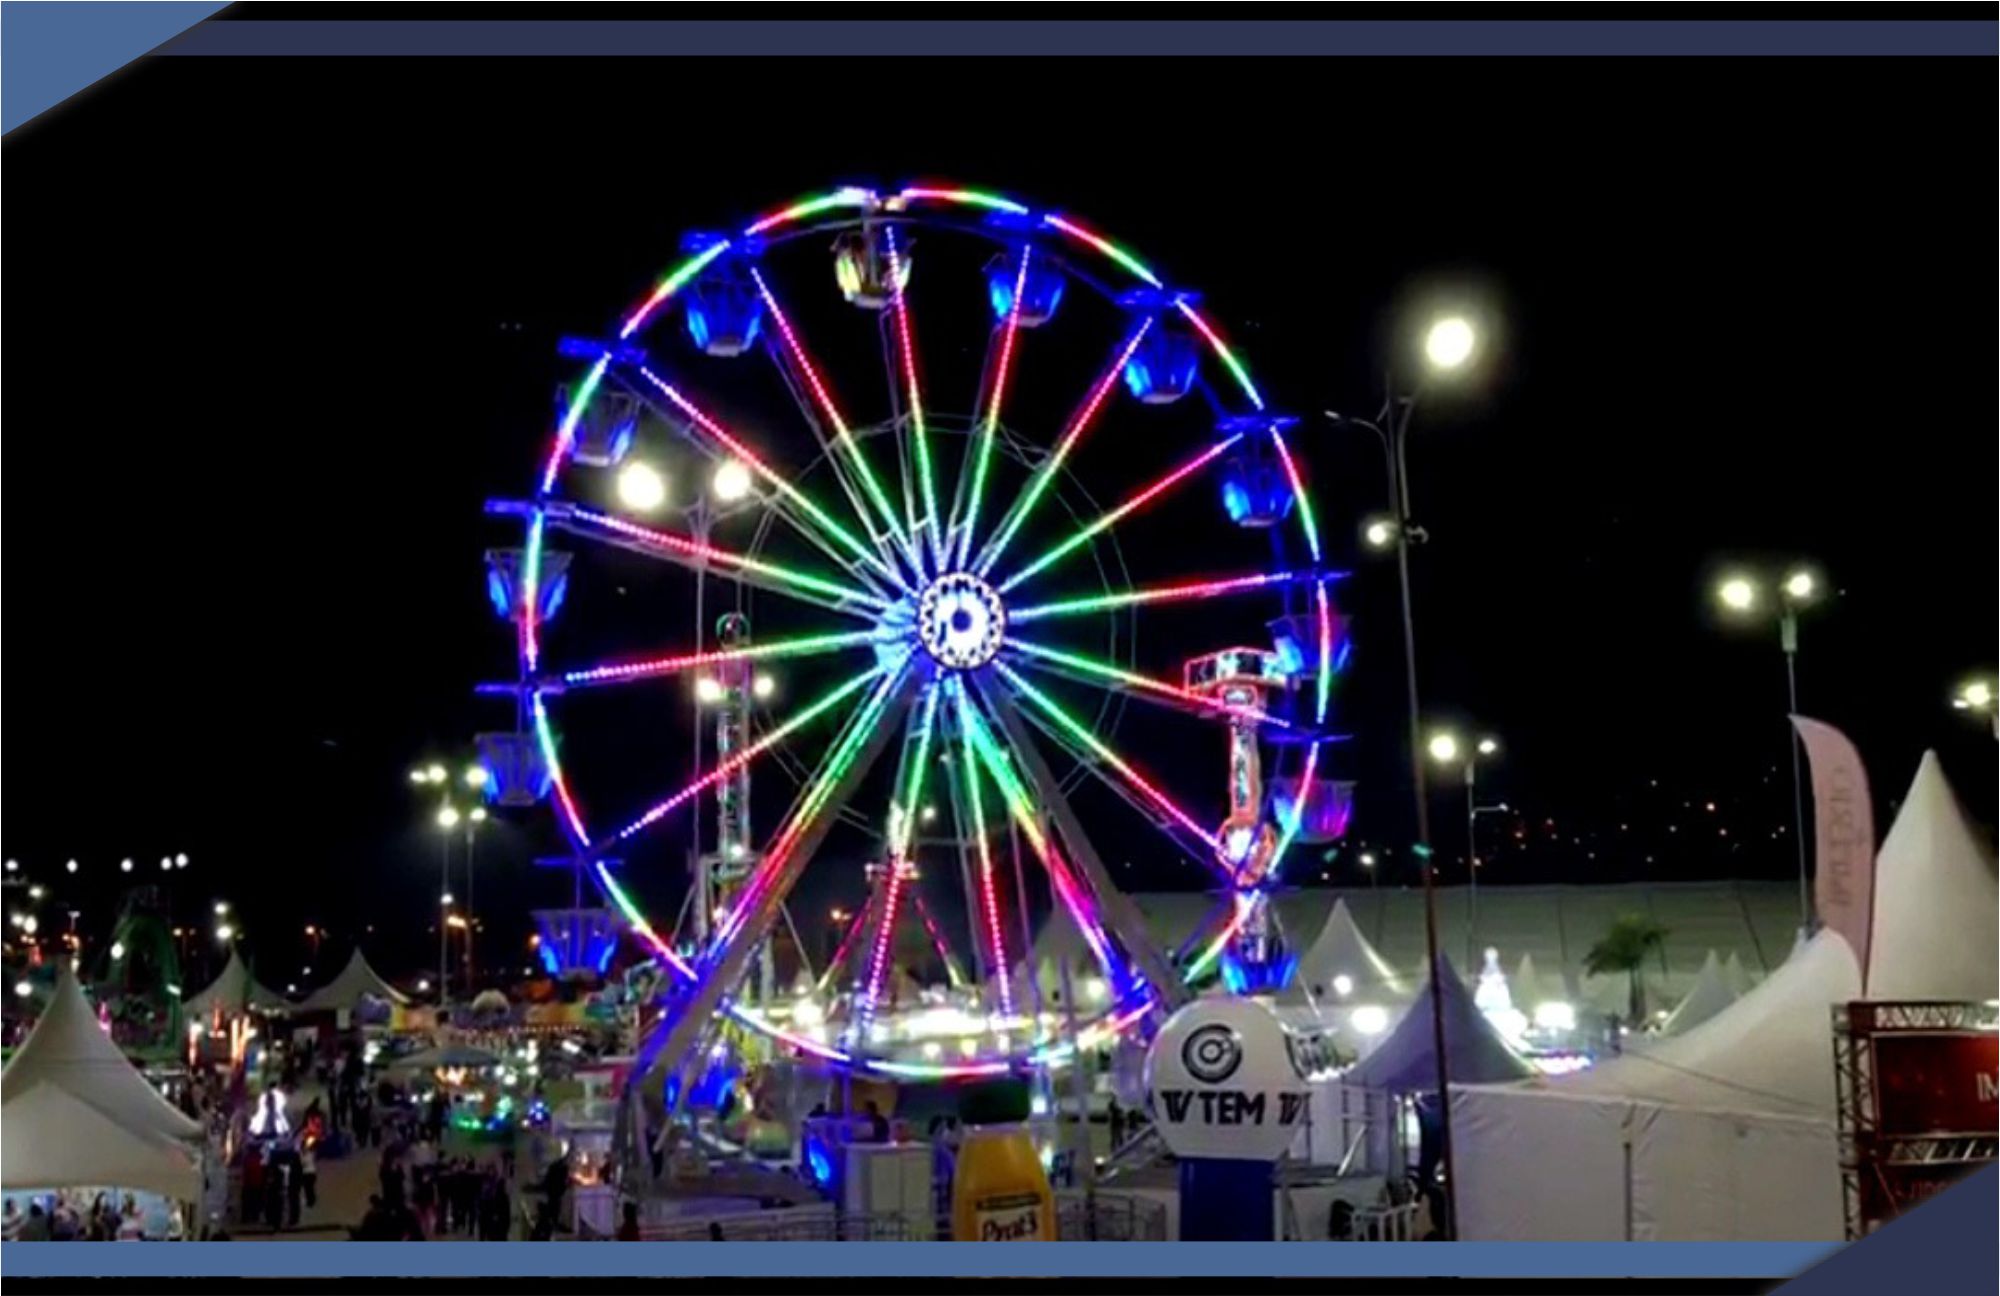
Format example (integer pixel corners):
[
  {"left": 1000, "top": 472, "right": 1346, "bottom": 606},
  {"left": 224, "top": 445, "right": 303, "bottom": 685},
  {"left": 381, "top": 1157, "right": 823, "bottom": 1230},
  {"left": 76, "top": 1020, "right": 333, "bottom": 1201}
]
[
  {"left": 1344, "top": 953, "right": 1535, "bottom": 1093},
  {"left": 2, "top": 968, "right": 201, "bottom": 1152},
  {"left": 296, "top": 948, "right": 410, "bottom": 1015},
  {"left": 1452, "top": 749, "right": 2000, "bottom": 1241},
  {"left": 1293, "top": 897, "right": 1405, "bottom": 999},
  {"left": 1720, "top": 950, "right": 1752, "bottom": 999},
  {"left": 1864, "top": 750, "right": 1998, "bottom": 998},
  {"left": 182, "top": 948, "right": 288, "bottom": 1019},
  {"left": 3, "top": 1083, "right": 200, "bottom": 1199},
  {"left": 1652, "top": 950, "right": 1736, "bottom": 1038},
  {"left": 1511, "top": 953, "right": 1553, "bottom": 1012}
]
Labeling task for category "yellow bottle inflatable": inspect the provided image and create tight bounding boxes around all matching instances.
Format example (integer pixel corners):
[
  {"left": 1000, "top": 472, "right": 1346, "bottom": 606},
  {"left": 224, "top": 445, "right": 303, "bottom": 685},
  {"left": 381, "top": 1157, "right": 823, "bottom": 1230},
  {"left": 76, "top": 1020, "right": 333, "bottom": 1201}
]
[{"left": 950, "top": 1122, "right": 1055, "bottom": 1241}]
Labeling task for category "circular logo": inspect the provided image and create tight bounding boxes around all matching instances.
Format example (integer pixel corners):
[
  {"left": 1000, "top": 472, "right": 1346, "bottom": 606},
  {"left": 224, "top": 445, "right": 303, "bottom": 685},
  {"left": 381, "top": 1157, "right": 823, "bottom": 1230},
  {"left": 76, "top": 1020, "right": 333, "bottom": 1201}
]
[
  {"left": 1180, "top": 1023, "right": 1243, "bottom": 1085},
  {"left": 916, "top": 572, "right": 1006, "bottom": 670}
]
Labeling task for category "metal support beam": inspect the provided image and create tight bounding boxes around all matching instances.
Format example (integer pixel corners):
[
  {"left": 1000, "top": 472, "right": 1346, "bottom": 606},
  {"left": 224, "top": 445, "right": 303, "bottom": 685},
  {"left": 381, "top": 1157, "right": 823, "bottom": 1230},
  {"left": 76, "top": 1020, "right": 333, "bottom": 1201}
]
[{"left": 971, "top": 672, "right": 1189, "bottom": 1013}]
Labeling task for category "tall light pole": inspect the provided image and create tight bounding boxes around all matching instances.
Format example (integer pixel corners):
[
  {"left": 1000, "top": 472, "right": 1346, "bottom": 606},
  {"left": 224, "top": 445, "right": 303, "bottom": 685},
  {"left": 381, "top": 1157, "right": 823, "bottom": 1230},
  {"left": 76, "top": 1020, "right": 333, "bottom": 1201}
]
[
  {"left": 1716, "top": 565, "right": 1820, "bottom": 931},
  {"left": 463, "top": 763, "right": 490, "bottom": 995},
  {"left": 1428, "top": 732, "right": 1505, "bottom": 964},
  {"left": 411, "top": 762, "right": 454, "bottom": 1003},
  {"left": 612, "top": 454, "right": 760, "bottom": 950},
  {"left": 1325, "top": 309, "right": 1484, "bottom": 1237},
  {"left": 436, "top": 804, "right": 460, "bottom": 1003}
]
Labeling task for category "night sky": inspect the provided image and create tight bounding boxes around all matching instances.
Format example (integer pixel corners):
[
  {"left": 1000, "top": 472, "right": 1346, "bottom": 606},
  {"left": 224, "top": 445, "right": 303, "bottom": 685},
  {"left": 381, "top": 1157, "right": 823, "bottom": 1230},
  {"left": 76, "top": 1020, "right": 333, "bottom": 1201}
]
[{"left": 5, "top": 48, "right": 1993, "bottom": 990}]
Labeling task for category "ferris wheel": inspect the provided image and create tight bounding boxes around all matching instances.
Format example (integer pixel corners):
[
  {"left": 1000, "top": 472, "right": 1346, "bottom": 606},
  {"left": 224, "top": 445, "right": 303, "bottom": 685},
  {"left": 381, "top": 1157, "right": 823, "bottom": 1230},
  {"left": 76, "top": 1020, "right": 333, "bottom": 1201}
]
[{"left": 482, "top": 183, "right": 1350, "bottom": 1089}]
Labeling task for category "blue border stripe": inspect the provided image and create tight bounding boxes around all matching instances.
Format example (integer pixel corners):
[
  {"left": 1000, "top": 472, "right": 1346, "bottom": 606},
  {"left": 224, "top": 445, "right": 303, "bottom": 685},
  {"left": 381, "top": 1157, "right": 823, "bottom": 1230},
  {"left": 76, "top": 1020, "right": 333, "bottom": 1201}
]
[
  {"left": 1, "top": 1240, "right": 1837, "bottom": 1277},
  {"left": 158, "top": 19, "right": 1996, "bottom": 57}
]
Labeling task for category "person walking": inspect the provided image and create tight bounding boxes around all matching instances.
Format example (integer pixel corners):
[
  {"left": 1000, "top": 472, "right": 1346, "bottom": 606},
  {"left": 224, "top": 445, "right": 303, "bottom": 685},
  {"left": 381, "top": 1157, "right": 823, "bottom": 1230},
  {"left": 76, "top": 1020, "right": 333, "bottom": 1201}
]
[{"left": 299, "top": 1141, "right": 318, "bottom": 1212}]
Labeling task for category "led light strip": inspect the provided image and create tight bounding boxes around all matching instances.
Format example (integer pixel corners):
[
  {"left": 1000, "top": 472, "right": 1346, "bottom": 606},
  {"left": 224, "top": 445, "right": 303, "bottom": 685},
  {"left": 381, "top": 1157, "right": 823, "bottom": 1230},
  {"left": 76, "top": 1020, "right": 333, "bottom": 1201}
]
[{"left": 997, "top": 433, "right": 1244, "bottom": 595}]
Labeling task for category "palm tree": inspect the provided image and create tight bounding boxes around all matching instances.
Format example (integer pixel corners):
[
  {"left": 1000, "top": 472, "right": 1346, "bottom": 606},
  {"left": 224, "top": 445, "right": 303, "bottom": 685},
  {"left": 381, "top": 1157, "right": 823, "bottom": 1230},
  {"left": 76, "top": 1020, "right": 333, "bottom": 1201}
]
[{"left": 1583, "top": 915, "right": 1669, "bottom": 1024}]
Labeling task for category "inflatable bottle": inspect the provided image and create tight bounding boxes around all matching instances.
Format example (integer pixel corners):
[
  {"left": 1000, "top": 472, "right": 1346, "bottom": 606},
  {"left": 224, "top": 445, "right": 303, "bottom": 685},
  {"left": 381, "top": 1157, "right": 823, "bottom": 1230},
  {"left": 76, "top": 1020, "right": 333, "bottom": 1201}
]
[{"left": 949, "top": 1080, "right": 1056, "bottom": 1241}]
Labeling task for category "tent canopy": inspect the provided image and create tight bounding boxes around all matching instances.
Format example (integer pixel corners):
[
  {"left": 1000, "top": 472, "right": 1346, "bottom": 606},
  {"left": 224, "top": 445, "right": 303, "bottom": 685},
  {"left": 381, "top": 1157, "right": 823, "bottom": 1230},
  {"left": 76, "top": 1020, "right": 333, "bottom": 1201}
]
[
  {"left": 182, "top": 948, "right": 288, "bottom": 1019},
  {"left": 1654, "top": 950, "right": 1737, "bottom": 1038},
  {"left": 2, "top": 1082, "right": 201, "bottom": 1199},
  {"left": 1866, "top": 750, "right": 1998, "bottom": 999},
  {"left": 297, "top": 948, "right": 410, "bottom": 1014},
  {"left": 1450, "top": 749, "right": 1998, "bottom": 1243},
  {"left": 1292, "top": 897, "right": 1405, "bottom": 999},
  {"left": 1344, "top": 953, "right": 1535, "bottom": 1093},
  {"left": 2, "top": 966, "right": 201, "bottom": 1144}
]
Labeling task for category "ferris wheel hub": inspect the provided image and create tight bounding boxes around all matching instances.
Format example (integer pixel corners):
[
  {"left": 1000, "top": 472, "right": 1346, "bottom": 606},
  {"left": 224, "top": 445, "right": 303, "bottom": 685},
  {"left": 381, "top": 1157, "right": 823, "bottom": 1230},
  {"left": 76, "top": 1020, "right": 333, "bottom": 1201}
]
[{"left": 916, "top": 572, "right": 1006, "bottom": 670}]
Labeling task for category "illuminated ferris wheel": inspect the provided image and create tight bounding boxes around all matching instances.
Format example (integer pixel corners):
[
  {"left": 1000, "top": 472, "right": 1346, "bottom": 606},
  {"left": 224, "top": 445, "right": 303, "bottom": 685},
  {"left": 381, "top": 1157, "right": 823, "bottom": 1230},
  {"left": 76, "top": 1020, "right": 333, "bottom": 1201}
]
[{"left": 482, "top": 182, "right": 1350, "bottom": 1090}]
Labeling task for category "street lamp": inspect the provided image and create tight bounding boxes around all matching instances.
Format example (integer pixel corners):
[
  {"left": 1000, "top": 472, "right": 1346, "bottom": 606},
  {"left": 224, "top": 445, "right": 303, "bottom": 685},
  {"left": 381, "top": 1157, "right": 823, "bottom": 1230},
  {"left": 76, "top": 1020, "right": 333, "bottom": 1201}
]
[
  {"left": 1714, "top": 563, "right": 1822, "bottom": 930},
  {"left": 615, "top": 460, "right": 669, "bottom": 513},
  {"left": 1953, "top": 677, "right": 1998, "bottom": 738},
  {"left": 1323, "top": 305, "right": 1489, "bottom": 1238},
  {"left": 1429, "top": 730, "right": 1505, "bottom": 963},
  {"left": 1423, "top": 316, "right": 1477, "bottom": 371},
  {"left": 711, "top": 458, "right": 754, "bottom": 504}
]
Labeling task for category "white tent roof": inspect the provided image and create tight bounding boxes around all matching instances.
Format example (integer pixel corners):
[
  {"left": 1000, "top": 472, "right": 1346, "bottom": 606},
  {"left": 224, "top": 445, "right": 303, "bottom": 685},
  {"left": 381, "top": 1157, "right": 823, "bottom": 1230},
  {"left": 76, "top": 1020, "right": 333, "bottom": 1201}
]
[
  {"left": 1720, "top": 951, "right": 1752, "bottom": 999},
  {"left": 2, "top": 1082, "right": 200, "bottom": 1199},
  {"left": 1865, "top": 750, "right": 1998, "bottom": 999},
  {"left": 1654, "top": 950, "right": 1736, "bottom": 1038},
  {"left": 1565, "top": 927, "right": 1861, "bottom": 1117},
  {"left": 182, "top": 948, "right": 288, "bottom": 1018},
  {"left": 1344, "top": 953, "right": 1536, "bottom": 1093},
  {"left": 1511, "top": 952, "right": 1556, "bottom": 1009},
  {"left": 296, "top": 948, "right": 410, "bottom": 1014},
  {"left": 1292, "top": 897, "right": 1404, "bottom": 999},
  {"left": 1, "top": 967, "right": 201, "bottom": 1143}
]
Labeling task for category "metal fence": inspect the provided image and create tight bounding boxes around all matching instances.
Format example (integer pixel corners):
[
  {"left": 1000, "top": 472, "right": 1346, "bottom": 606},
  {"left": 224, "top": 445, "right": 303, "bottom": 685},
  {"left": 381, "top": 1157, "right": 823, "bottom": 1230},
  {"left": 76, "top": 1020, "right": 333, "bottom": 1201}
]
[{"left": 612, "top": 1190, "right": 1167, "bottom": 1242}]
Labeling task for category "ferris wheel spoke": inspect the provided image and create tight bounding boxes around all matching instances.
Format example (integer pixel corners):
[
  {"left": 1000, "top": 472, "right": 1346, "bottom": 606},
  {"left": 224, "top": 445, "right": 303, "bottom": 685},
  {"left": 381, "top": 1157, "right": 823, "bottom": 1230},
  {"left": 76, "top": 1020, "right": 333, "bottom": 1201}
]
[
  {"left": 952, "top": 684, "right": 1120, "bottom": 982},
  {"left": 639, "top": 662, "right": 913, "bottom": 1085},
  {"left": 946, "top": 244, "right": 1035, "bottom": 571},
  {"left": 947, "top": 708, "right": 1012, "bottom": 1016},
  {"left": 854, "top": 680, "right": 944, "bottom": 1023},
  {"left": 513, "top": 498, "right": 890, "bottom": 619},
  {"left": 909, "top": 887, "right": 968, "bottom": 991},
  {"left": 972, "top": 319, "right": 1155, "bottom": 580},
  {"left": 622, "top": 363, "right": 906, "bottom": 594},
  {"left": 552, "top": 628, "right": 890, "bottom": 692},
  {"left": 963, "top": 675, "right": 1191, "bottom": 1012},
  {"left": 880, "top": 226, "right": 946, "bottom": 573},
  {"left": 752, "top": 267, "right": 923, "bottom": 575},
  {"left": 1008, "top": 568, "right": 1335, "bottom": 625},
  {"left": 995, "top": 661, "right": 1226, "bottom": 872},
  {"left": 1002, "top": 636, "right": 1297, "bottom": 731},
  {"left": 595, "top": 663, "right": 891, "bottom": 855},
  {"left": 994, "top": 429, "right": 1247, "bottom": 596}
]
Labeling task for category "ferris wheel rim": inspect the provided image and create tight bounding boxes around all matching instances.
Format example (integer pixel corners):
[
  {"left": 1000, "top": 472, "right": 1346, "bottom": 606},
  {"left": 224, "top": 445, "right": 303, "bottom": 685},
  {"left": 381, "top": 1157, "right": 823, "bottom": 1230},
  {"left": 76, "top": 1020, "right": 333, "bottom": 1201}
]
[{"left": 505, "top": 181, "right": 1342, "bottom": 1081}]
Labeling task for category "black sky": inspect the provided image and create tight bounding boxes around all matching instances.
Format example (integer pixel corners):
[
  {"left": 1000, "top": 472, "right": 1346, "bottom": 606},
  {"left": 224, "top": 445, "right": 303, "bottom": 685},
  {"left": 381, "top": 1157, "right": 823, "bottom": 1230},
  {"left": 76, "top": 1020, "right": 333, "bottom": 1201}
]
[{"left": 5, "top": 49, "right": 1993, "bottom": 987}]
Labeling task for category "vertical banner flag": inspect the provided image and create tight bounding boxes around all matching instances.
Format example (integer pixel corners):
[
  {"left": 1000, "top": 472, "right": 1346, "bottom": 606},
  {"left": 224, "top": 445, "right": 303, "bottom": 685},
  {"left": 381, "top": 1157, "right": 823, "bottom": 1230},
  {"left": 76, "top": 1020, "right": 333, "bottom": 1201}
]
[{"left": 1791, "top": 716, "right": 1877, "bottom": 988}]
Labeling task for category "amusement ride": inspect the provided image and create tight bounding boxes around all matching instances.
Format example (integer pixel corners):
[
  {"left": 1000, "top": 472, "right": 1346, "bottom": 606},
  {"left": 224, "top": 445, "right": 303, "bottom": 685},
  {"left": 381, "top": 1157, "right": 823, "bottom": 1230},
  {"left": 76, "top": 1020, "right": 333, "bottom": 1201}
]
[{"left": 478, "top": 183, "right": 1352, "bottom": 1146}]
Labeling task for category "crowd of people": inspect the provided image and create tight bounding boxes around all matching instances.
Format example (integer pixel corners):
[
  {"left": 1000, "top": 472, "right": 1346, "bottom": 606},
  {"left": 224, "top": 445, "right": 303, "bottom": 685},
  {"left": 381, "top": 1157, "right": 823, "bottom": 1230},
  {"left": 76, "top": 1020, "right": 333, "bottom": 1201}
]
[
  {"left": 353, "top": 1135, "right": 515, "bottom": 1241},
  {"left": 4, "top": 1193, "right": 180, "bottom": 1242}
]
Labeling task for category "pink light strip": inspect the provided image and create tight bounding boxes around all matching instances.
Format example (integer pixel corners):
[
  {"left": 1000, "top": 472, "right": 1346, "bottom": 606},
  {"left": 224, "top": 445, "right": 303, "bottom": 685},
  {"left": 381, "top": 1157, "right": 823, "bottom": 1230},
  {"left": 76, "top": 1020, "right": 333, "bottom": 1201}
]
[
  {"left": 862, "top": 866, "right": 907, "bottom": 1016},
  {"left": 1008, "top": 570, "right": 1303, "bottom": 624},
  {"left": 996, "top": 662, "right": 1223, "bottom": 860},
  {"left": 997, "top": 432, "right": 1245, "bottom": 595},
  {"left": 608, "top": 667, "right": 882, "bottom": 845},
  {"left": 955, "top": 244, "right": 1033, "bottom": 569},
  {"left": 634, "top": 367, "right": 905, "bottom": 590},
  {"left": 975, "top": 320, "right": 1154, "bottom": 579},
  {"left": 751, "top": 269, "right": 917, "bottom": 571},
  {"left": 570, "top": 508, "right": 887, "bottom": 611},
  {"left": 1004, "top": 637, "right": 1296, "bottom": 731},
  {"left": 563, "top": 629, "right": 883, "bottom": 688}
]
